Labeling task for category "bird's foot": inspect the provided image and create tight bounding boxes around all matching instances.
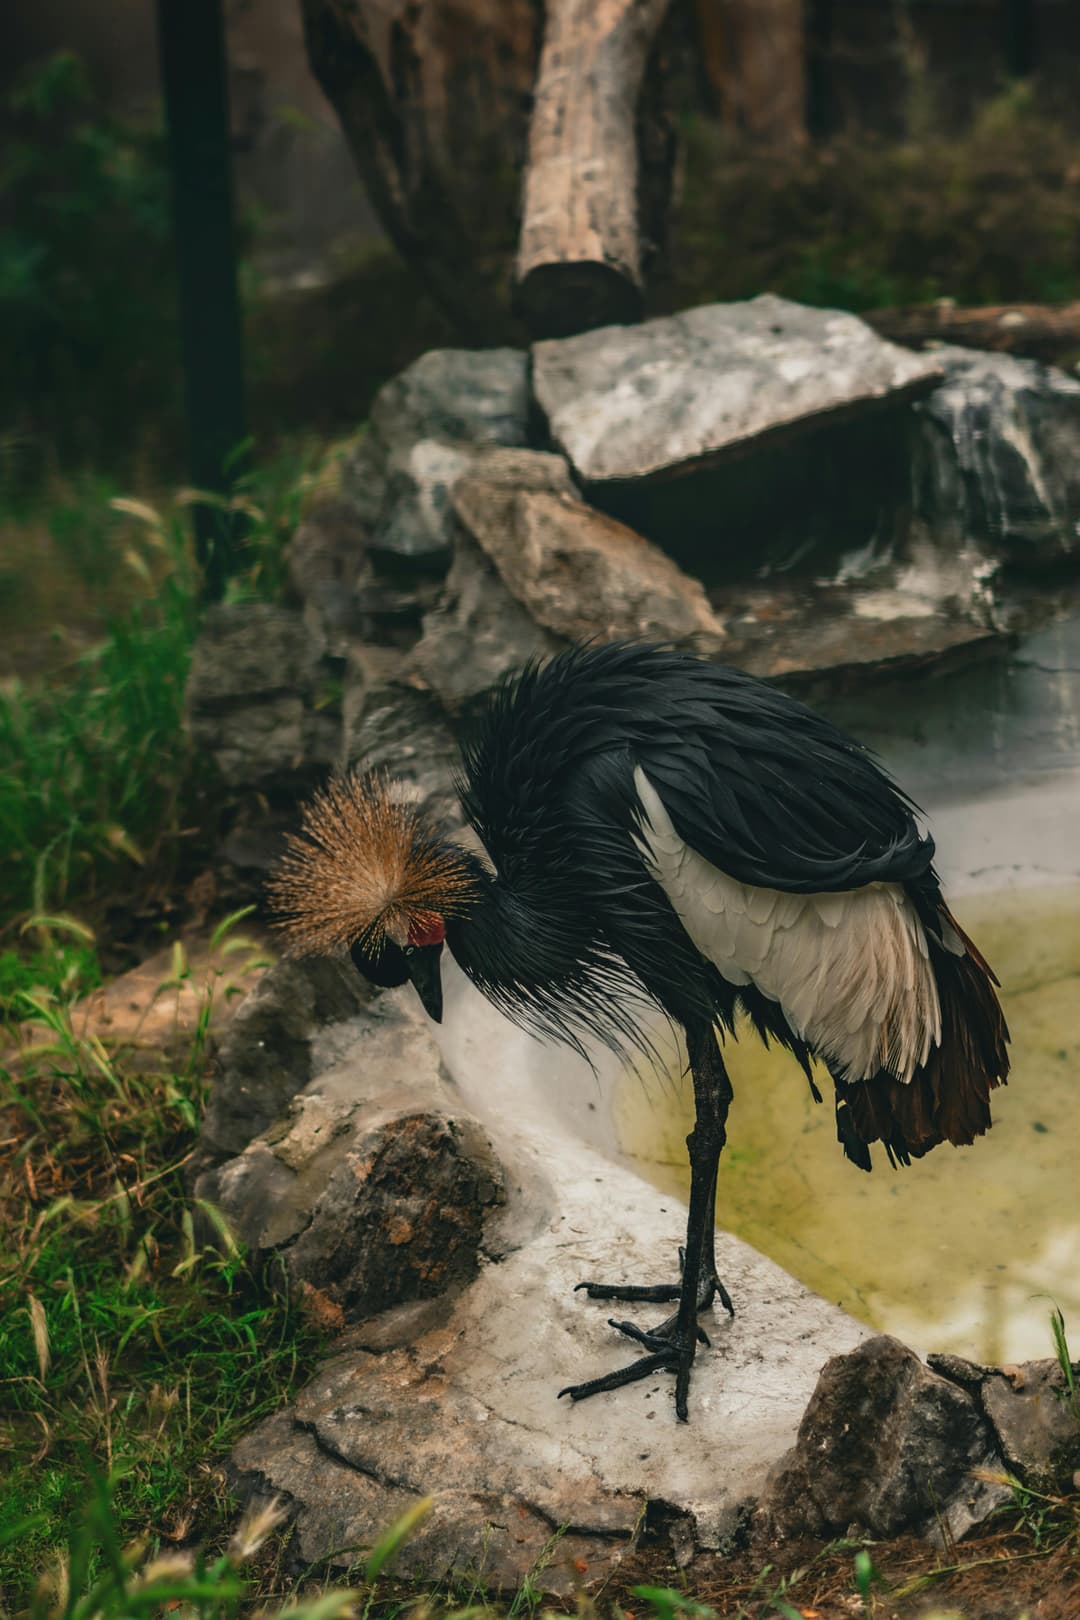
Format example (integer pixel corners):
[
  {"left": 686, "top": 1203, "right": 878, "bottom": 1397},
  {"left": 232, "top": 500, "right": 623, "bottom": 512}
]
[
  {"left": 558, "top": 1322, "right": 703, "bottom": 1420},
  {"left": 560, "top": 1256, "right": 734, "bottom": 1422}
]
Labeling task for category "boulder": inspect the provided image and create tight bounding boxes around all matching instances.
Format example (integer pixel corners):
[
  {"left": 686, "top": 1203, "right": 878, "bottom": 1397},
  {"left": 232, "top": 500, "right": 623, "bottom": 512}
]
[
  {"left": 532, "top": 296, "right": 940, "bottom": 482},
  {"left": 196, "top": 995, "right": 506, "bottom": 1321},
  {"left": 199, "top": 954, "right": 373, "bottom": 1162},
  {"left": 930, "top": 1355, "right": 1080, "bottom": 1497},
  {"left": 980, "top": 1360, "right": 1080, "bottom": 1494},
  {"left": 912, "top": 345, "right": 1080, "bottom": 564},
  {"left": 452, "top": 448, "right": 725, "bottom": 649},
  {"left": 341, "top": 655, "right": 464, "bottom": 827},
  {"left": 339, "top": 348, "right": 531, "bottom": 569},
  {"left": 222, "top": 968, "right": 871, "bottom": 1594},
  {"left": 531, "top": 297, "right": 940, "bottom": 577},
  {"left": 287, "top": 496, "right": 369, "bottom": 647},
  {"left": 185, "top": 603, "right": 339, "bottom": 792},
  {"left": 758, "top": 1335, "right": 1011, "bottom": 1545},
  {"left": 371, "top": 438, "right": 476, "bottom": 569},
  {"left": 368, "top": 348, "right": 531, "bottom": 453},
  {"left": 412, "top": 531, "right": 566, "bottom": 715}
]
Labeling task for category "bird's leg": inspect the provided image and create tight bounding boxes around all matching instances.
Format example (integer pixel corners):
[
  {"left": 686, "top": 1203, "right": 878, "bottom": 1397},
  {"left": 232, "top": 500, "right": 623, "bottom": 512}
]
[{"left": 561, "top": 1024, "right": 734, "bottom": 1420}]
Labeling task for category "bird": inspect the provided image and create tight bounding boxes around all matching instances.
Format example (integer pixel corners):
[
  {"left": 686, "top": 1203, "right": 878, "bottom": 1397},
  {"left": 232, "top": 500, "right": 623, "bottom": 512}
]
[{"left": 269, "top": 640, "right": 1010, "bottom": 1422}]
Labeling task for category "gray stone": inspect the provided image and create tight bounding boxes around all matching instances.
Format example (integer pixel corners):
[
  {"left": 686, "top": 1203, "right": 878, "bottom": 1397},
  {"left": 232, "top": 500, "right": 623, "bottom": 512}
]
[
  {"left": 369, "top": 348, "right": 530, "bottom": 452},
  {"left": 341, "top": 658, "right": 463, "bottom": 827},
  {"left": 338, "top": 349, "right": 530, "bottom": 568},
  {"left": 287, "top": 498, "right": 369, "bottom": 645},
  {"left": 224, "top": 969, "right": 871, "bottom": 1591},
  {"left": 757, "top": 1335, "right": 1010, "bottom": 1545},
  {"left": 980, "top": 1360, "right": 1080, "bottom": 1494},
  {"left": 200, "top": 955, "right": 372, "bottom": 1161},
  {"left": 351, "top": 571, "right": 445, "bottom": 646},
  {"left": 371, "top": 438, "right": 475, "bottom": 567},
  {"left": 185, "top": 604, "right": 339, "bottom": 792},
  {"left": 190, "top": 695, "right": 339, "bottom": 792},
  {"left": 532, "top": 296, "right": 942, "bottom": 485},
  {"left": 186, "top": 603, "right": 324, "bottom": 709},
  {"left": 913, "top": 346, "right": 1080, "bottom": 564},
  {"left": 411, "top": 527, "right": 565, "bottom": 713},
  {"left": 196, "top": 996, "right": 506, "bottom": 1322},
  {"left": 452, "top": 448, "right": 725, "bottom": 649}
]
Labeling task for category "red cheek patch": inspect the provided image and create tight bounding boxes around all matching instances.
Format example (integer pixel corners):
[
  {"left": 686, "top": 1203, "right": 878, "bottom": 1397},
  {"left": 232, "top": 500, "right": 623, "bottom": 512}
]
[{"left": 408, "top": 916, "right": 446, "bottom": 947}]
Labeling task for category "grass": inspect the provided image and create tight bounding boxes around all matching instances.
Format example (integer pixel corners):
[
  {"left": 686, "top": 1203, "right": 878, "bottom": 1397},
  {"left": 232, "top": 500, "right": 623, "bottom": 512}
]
[
  {"left": 0, "top": 497, "right": 197, "bottom": 928},
  {"left": 0, "top": 923, "right": 328, "bottom": 1614},
  {"left": 0, "top": 435, "right": 344, "bottom": 936}
]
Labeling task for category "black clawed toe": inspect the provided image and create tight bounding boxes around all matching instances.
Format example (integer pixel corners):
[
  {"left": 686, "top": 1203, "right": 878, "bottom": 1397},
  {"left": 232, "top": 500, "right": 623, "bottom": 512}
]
[{"left": 573, "top": 1279, "right": 683, "bottom": 1303}]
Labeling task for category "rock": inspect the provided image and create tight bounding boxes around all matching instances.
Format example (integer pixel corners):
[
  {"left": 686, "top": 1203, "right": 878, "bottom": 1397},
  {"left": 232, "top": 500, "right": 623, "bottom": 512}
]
[
  {"left": 452, "top": 449, "right": 725, "bottom": 648},
  {"left": 199, "top": 954, "right": 372, "bottom": 1161},
  {"left": 913, "top": 346, "right": 1080, "bottom": 564},
  {"left": 533, "top": 296, "right": 941, "bottom": 484},
  {"left": 369, "top": 348, "right": 531, "bottom": 452},
  {"left": 979, "top": 1360, "right": 1080, "bottom": 1494},
  {"left": 287, "top": 497, "right": 369, "bottom": 646},
  {"left": 196, "top": 993, "right": 506, "bottom": 1322},
  {"left": 186, "top": 602, "right": 324, "bottom": 708},
  {"left": 338, "top": 348, "right": 531, "bottom": 569},
  {"left": 341, "top": 658, "right": 463, "bottom": 827},
  {"left": 372, "top": 438, "right": 475, "bottom": 568},
  {"left": 227, "top": 1406, "right": 630, "bottom": 1596},
  {"left": 412, "top": 527, "right": 565, "bottom": 713},
  {"left": 351, "top": 571, "right": 445, "bottom": 647},
  {"left": 223, "top": 967, "right": 871, "bottom": 1592},
  {"left": 532, "top": 298, "right": 940, "bottom": 578},
  {"left": 185, "top": 604, "right": 339, "bottom": 792},
  {"left": 758, "top": 1335, "right": 1010, "bottom": 1544},
  {"left": 715, "top": 572, "right": 1003, "bottom": 694}
]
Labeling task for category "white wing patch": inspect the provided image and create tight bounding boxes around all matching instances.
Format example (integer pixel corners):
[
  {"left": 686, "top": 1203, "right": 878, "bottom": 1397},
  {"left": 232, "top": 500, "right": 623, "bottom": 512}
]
[{"left": 632, "top": 766, "right": 941, "bottom": 1085}]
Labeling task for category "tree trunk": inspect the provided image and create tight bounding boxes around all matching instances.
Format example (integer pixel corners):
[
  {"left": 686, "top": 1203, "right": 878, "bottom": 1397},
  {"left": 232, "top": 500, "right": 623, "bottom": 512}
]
[
  {"left": 300, "top": 0, "right": 540, "bottom": 342},
  {"left": 514, "top": 0, "right": 673, "bottom": 340}
]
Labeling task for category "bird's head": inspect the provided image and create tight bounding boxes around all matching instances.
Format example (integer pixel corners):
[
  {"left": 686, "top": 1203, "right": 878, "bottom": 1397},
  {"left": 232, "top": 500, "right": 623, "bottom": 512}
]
[{"left": 267, "top": 771, "right": 478, "bottom": 1023}]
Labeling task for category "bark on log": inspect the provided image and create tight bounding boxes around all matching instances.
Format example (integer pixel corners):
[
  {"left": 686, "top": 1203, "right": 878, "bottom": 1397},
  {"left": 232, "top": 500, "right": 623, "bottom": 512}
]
[
  {"left": 300, "top": 0, "right": 540, "bottom": 342},
  {"left": 515, "top": 0, "right": 673, "bottom": 341},
  {"left": 865, "top": 301, "right": 1080, "bottom": 367}
]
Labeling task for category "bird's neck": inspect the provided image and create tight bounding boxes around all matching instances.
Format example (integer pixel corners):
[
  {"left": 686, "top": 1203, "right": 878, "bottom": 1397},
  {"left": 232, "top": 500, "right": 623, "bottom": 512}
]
[
  {"left": 446, "top": 855, "right": 574, "bottom": 994},
  {"left": 443, "top": 849, "right": 646, "bottom": 1056}
]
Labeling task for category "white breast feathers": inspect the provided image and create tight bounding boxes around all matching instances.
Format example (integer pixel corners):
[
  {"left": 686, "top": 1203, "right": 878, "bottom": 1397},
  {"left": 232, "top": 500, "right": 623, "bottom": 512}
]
[{"left": 632, "top": 766, "right": 942, "bottom": 1085}]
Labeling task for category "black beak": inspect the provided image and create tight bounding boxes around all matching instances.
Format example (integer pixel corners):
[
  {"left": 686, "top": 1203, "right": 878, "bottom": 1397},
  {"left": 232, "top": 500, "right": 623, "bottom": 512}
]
[{"left": 406, "top": 942, "right": 444, "bottom": 1023}]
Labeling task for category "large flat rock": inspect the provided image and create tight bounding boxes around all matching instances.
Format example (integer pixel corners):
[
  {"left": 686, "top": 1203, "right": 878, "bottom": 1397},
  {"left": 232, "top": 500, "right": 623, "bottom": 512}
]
[
  {"left": 532, "top": 296, "right": 942, "bottom": 486},
  {"left": 227, "top": 968, "right": 869, "bottom": 1592}
]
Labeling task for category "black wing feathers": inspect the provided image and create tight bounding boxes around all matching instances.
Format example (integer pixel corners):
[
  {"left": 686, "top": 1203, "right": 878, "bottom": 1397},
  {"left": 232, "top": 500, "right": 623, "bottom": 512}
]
[{"left": 459, "top": 641, "right": 935, "bottom": 897}]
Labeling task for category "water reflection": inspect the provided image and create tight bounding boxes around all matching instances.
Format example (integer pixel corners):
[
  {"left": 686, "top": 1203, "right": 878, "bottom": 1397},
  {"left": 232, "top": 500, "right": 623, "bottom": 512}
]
[{"left": 615, "top": 885, "right": 1080, "bottom": 1363}]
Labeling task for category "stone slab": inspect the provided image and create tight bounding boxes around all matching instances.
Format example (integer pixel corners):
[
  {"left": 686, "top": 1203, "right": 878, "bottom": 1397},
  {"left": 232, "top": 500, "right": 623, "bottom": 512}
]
[
  {"left": 532, "top": 295, "right": 942, "bottom": 486},
  {"left": 225, "top": 967, "right": 869, "bottom": 1591}
]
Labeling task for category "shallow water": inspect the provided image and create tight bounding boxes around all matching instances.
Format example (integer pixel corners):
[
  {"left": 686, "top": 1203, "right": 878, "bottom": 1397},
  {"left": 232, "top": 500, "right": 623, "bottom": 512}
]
[{"left": 615, "top": 884, "right": 1080, "bottom": 1364}]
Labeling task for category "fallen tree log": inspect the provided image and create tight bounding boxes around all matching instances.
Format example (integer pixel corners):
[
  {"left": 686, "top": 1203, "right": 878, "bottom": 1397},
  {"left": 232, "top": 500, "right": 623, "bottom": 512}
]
[
  {"left": 866, "top": 301, "right": 1080, "bottom": 367},
  {"left": 514, "top": 0, "right": 674, "bottom": 340}
]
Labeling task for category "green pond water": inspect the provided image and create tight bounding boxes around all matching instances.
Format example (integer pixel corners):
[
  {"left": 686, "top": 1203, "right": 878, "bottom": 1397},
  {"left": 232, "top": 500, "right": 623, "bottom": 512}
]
[{"left": 615, "top": 883, "right": 1080, "bottom": 1364}]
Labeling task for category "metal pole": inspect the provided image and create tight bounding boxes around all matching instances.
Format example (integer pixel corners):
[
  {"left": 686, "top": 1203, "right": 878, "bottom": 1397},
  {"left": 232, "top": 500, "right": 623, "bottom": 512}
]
[
  {"left": 1003, "top": 0, "right": 1034, "bottom": 78},
  {"left": 156, "top": 0, "right": 248, "bottom": 601}
]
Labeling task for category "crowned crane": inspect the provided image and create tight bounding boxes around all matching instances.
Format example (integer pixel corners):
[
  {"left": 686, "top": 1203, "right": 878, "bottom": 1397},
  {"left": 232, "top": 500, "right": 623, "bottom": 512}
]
[{"left": 270, "top": 641, "right": 1009, "bottom": 1421}]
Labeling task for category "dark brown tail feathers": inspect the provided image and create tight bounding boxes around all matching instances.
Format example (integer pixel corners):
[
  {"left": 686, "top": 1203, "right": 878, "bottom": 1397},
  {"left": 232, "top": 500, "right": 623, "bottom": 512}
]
[{"left": 834, "top": 917, "right": 1010, "bottom": 1171}]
